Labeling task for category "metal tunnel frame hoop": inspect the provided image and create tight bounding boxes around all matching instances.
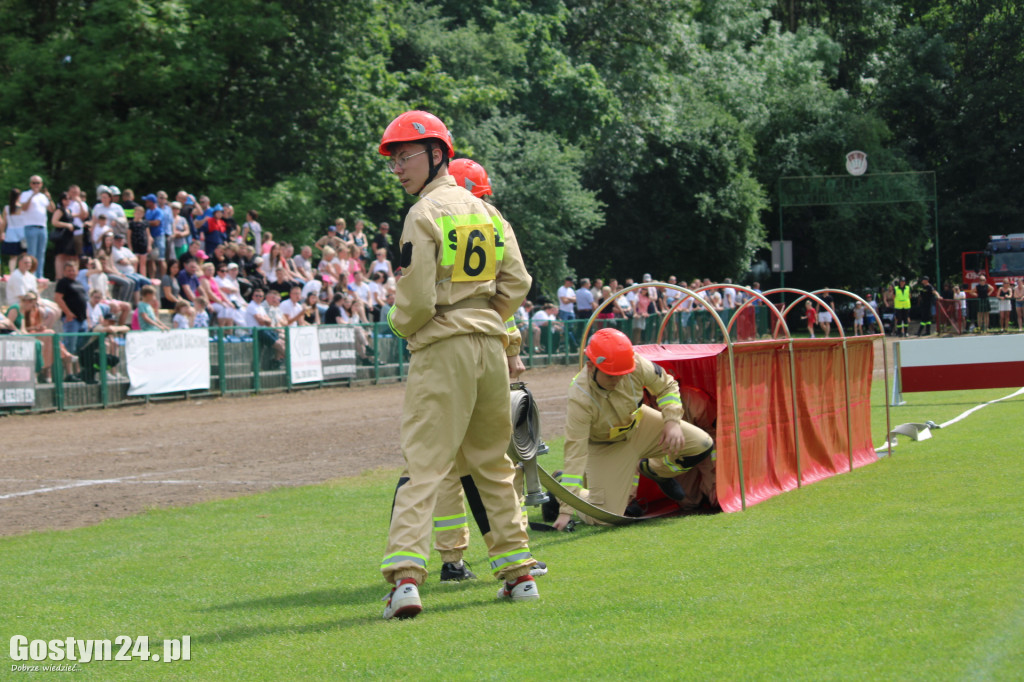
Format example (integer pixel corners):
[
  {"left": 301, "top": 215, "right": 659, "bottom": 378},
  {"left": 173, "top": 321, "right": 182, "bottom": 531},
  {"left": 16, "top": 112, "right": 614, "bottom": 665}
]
[{"left": 547, "top": 282, "right": 892, "bottom": 516}]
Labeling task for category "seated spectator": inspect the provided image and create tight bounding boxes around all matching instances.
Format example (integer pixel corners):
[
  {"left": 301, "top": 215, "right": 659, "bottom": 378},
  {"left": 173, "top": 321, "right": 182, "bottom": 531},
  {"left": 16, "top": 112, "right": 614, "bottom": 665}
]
[
  {"left": 176, "top": 258, "right": 201, "bottom": 304},
  {"left": 346, "top": 269, "right": 372, "bottom": 323},
  {"left": 302, "top": 292, "right": 321, "bottom": 325},
  {"left": 5, "top": 253, "right": 60, "bottom": 328},
  {"left": 161, "top": 260, "right": 187, "bottom": 310},
  {"left": 192, "top": 297, "right": 211, "bottom": 328},
  {"left": 214, "top": 262, "right": 246, "bottom": 309},
  {"left": 277, "top": 285, "right": 306, "bottom": 327},
  {"left": 172, "top": 300, "right": 194, "bottom": 329},
  {"left": 137, "top": 285, "right": 169, "bottom": 331},
  {"left": 317, "top": 245, "right": 343, "bottom": 290},
  {"left": 198, "top": 262, "right": 243, "bottom": 328},
  {"left": 109, "top": 233, "right": 151, "bottom": 297},
  {"left": 367, "top": 270, "right": 388, "bottom": 322},
  {"left": 328, "top": 292, "right": 370, "bottom": 361},
  {"left": 369, "top": 247, "right": 394, "bottom": 280},
  {"left": 86, "top": 289, "right": 129, "bottom": 377},
  {"left": 531, "top": 302, "right": 563, "bottom": 351},
  {"left": 293, "top": 245, "right": 315, "bottom": 281},
  {"left": 6, "top": 292, "right": 69, "bottom": 381},
  {"left": 244, "top": 288, "right": 285, "bottom": 364}
]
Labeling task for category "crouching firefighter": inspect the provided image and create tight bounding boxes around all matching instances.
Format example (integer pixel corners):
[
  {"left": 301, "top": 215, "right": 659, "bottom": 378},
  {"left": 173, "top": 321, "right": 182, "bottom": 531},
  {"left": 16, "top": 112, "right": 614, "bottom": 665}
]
[{"left": 550, "top": 328, "right": 714, "bottom": 530}]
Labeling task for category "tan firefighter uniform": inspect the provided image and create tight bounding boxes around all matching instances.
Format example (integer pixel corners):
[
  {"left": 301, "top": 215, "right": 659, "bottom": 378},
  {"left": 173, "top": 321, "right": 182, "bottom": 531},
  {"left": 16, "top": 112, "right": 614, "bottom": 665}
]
[
  {"left": 562, "top": 353, "right": 714, "bottom": 523},
  {"left": 381, "top": 174, "right": 536, "bottom": 584},
  {"left": 432, "top": 205, "right": 528, "bottom": 564}
]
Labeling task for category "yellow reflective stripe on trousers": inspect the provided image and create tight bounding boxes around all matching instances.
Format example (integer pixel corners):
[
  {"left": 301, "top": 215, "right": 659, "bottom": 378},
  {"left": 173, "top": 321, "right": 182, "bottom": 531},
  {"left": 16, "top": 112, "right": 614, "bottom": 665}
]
[
  {"left": 489, "top": 548, "right": 532, "bottom": 573},
  {"left": 433, "top": 514, "right": 468, "bottom": 531},
  {"left": 381, "top": 551, "right": 427, "bottom": 570},
  {"left": 560, "top": 474, "right": 584, "bottom": 489}
]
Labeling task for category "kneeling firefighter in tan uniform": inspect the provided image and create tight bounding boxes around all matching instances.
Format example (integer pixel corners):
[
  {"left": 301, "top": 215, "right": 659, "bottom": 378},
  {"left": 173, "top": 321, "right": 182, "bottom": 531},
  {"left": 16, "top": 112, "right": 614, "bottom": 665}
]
[
  {"left": 377, "top": 111, "right": 538, "bottom": 620},
  {"left": 552, "top": 328, "right": 715, "bottom": 530}
]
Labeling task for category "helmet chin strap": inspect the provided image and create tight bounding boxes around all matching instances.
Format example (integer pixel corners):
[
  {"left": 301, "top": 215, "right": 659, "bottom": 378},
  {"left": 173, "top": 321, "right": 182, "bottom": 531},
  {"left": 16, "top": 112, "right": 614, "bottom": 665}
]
[{"left": 416, "top": 142, "right": 443, "bottom": 195}]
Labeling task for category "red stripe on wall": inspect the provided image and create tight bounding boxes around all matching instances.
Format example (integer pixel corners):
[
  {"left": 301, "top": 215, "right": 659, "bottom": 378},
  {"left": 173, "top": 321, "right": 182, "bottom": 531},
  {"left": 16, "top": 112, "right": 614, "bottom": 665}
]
[{"left": 901, "top": 361, "right": 1024, "bottom": 393}]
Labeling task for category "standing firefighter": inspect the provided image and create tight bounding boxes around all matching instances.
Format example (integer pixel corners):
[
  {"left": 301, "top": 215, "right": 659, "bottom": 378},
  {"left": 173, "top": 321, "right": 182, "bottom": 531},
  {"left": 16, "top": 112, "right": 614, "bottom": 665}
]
[
  {"left": 551, "top": 328, "right": 715, "bottom": 530},
  {"left": 378, "top": 111, "right": 538, "bottom": 620},
  {"left": 429, "top": 156, "right": 547, "bottom": 582}
]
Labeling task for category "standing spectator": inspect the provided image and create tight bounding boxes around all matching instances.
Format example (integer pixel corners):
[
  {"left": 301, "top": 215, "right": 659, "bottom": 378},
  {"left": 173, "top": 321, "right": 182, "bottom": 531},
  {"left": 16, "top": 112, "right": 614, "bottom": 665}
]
[
  {"left": 2, "top": 187, "right": 27, "bottom": 273},
  {"left": 120, "top": 188, "right": 140, "bottom": 224},
  {"left": 818, "top": 291, "right": 834, "bottom": 337},
  {"left": 192, "top": 297, "right": 211, "bottom": 328},
  {"left": 222, "top": 204, "right": 239, "bottom": 243},
  {"left": 803, "top": 299, "right": 817, "bottom": 338},
  {"left": 169, "top": 201, "right": 190, "bottom": 260},
  {"left": 1014, "top": 278, "right": 1024, "bottom": 330},
  {"left": 631, "top": 285, "right": 651, "bottom": 344},
  {"left": 142, "top": 194, "right": 163, "bottom": 278},
  {"left": 974, "top": 275, "right": 991, "bottom": 333},
  {"left": 997, "top": 278, "right": 1014, "bottom": 333},
  {"left": 350, "top": 219, "right": 369, "bottom": 264},
  {"left": 201, "top": 204, "right": 228, "bottom": 253},
  {"left": 852, "top": 301, "right": 865, "bottom": 336},
  {"left": 128, "top": 200, "right": 153, "bottom": 279},
  {"left": 50, "top": 192, "right": 78, "bottom": 279},
  {"left": 54, "top": 261, "right": 89, "bottom": 356},
  {"left": 155, "top": 191, "right": 174, "bottom": 276},
  {"left": 314, "top": 220, "right": 345, "bottom": 254},
  {"left": 90, "top": 186, "right": 126, "bottom": 238},
  {"left": 575, "top": 278, "right": 594, "bottom": 318},
  {"left": 172, "top": 300, "right": 194, "bottom": 329},
  {"left": 721, "top": 277, "right": 737, "bottom": 310},
  {"left": 241, "top": 210, "right": 262, "bottom": 251},
  {"left": 951, "top": 285, "right": 967, "bottom": 332},
  {"left": 372, "top": 221, "right": 394, "bottom": 265},
  {"left": 19, "top": 175, "right": 55, "bottom": 278},
  {"left": 192, "top": 195, "right": 212, "bottom": 236},
  {"left": 66, "top": 185, "right": 90, "bottom": 260},
  {"left": 557, "top": 277, "right": 577, "bottom": 321}
]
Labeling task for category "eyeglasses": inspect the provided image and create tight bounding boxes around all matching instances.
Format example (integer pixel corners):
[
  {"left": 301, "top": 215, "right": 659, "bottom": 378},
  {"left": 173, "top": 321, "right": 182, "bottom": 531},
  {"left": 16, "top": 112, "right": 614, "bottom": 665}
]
[{"left": 385, "top": 150, "right": 428, "bottom": 172}]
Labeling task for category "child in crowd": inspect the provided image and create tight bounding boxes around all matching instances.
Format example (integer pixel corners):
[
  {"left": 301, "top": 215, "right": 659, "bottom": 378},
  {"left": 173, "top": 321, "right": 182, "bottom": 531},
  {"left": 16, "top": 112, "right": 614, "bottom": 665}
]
[
  {"left": 804, "top": 299, "right": 817, "bottom": 338},
  {"left": 192, "top": 297, "right": 210, "bottom": 328},
  {"left": 852, "top": 301, "right": 865, "bottom": 336},
  {"left": 137, "top": 285, "right": 169, "bottom": 331},
  {"left": 172, "top": 300, "right": 194, "bottom": 329}
]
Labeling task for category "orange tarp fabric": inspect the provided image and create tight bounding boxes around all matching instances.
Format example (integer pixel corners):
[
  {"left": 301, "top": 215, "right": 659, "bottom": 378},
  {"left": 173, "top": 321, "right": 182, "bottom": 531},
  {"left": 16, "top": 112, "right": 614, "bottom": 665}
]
[{"left": 637, "top": 338, "right": 876, "bottom": 512}]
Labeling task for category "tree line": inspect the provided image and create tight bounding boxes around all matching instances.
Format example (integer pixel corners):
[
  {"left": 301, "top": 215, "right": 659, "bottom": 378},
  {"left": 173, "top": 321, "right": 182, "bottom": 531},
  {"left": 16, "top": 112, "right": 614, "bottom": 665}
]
[{"left": 2, "top": 0, "right": 1020, "bottom": 296}]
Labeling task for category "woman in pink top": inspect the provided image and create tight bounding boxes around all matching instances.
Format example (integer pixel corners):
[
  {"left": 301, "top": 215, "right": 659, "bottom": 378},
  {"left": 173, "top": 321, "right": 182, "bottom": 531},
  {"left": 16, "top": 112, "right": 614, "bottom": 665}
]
[{"left": 199, "top": 262, "right": 242, "bottom": 327}]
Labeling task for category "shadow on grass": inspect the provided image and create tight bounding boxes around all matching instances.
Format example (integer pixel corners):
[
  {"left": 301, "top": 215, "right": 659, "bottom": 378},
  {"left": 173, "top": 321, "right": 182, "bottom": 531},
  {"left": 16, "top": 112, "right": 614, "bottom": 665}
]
[{"left": 195, "top": 583, "right": 528, "bottom": 642}]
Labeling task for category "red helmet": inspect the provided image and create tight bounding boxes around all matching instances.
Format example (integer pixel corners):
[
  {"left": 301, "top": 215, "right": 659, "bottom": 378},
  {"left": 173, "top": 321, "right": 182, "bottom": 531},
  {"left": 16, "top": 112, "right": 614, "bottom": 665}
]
[
  {"left": 584, "top": 328, "right": 635, "bottom": 375},
  {"left": 449, "top": 158, "right": 492, "bottom": 197},
  {"left": 378, "top": 110, "right": 454, "bottom": 157}
]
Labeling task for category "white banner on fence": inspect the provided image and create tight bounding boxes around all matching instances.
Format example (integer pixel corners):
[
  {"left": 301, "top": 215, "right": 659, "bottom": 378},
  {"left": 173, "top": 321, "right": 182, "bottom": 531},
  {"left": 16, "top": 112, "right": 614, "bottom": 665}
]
[
  {"left": 289, "top": 326, "right": 323, "bottom": 384},
  {"left": 126, "top": 330, "right": 211, "bottom": 396},
  {"left": 0, "top": 337, "right": 37, "bottom": 407},
  {"left": 317, "top": 325, "right": 357, "bottom": 379}
]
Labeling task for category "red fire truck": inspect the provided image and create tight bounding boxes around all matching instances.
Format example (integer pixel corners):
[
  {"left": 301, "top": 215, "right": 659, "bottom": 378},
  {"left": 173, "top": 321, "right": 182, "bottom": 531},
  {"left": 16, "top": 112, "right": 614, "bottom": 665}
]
[{"left": 961, "top": 233, "right": 1024, "bottom": 288}]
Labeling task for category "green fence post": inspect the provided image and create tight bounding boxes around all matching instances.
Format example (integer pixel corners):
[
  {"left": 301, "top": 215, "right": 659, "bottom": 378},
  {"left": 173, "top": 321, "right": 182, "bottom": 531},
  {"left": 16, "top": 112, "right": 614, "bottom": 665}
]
[
  {"left": 217, "top": 327, "right": 227, "bottom": 395},
  {"left": 252, "top": 326, "right": 262, "bottom": 394},
  {"left": 285, "top": 327, "right": 293, "bottom": 390}
]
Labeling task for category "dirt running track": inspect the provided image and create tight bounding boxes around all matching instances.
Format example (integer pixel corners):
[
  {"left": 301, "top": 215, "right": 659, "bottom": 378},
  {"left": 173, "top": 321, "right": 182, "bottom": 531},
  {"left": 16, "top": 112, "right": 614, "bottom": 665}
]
[{"left": 0, "top": 365, "right": 580, "bottom": 537}]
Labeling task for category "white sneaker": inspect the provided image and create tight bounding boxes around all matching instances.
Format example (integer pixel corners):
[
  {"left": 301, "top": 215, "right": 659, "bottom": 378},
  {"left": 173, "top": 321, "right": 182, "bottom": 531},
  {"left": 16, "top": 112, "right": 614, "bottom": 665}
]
[
  {"left": 529, "top": 561, "right": 548, "bottom": 577},
  {"left": 382, "top": 578, "right": 422, "bottom": 620},
  {"left": 497, "top": 575, "right": 540, "bottom": 601}
]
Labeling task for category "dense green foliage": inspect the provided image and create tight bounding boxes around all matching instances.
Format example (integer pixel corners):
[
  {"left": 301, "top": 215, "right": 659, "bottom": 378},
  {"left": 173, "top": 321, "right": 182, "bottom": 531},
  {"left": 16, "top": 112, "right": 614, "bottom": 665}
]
[{"left": 1, "top": 0, "right": 1020, "bottom": 295}]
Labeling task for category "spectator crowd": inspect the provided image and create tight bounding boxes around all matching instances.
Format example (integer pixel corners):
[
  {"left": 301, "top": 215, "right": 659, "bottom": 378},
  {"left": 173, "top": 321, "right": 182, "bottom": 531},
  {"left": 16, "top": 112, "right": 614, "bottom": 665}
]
[{"left": 4, "top": 175, "right": 1024, "bottom": 384}]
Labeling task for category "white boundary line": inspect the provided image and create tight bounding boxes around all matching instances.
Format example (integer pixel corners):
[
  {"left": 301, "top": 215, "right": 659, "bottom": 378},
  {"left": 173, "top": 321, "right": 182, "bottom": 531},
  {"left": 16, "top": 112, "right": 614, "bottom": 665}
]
[{"left": 0, "top": 468, "right": 206, "bottom": 501}]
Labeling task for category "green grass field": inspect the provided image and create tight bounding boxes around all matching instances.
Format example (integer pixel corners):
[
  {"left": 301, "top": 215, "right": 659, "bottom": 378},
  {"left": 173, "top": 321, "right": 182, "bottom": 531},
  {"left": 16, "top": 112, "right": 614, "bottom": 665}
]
[{"left": 2, "top": 383, "right": 1023, "bottom": 680}]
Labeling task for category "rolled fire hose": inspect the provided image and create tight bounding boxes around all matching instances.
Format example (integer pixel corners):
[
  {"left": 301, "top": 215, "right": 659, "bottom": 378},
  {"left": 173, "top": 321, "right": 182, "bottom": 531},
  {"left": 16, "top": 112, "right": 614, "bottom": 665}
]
[
  {"left": 507, "top": 382, "right": 550, "bottom": 506},
  {"left": 508, "top": 382, "right": 676, "bottom": 525}
]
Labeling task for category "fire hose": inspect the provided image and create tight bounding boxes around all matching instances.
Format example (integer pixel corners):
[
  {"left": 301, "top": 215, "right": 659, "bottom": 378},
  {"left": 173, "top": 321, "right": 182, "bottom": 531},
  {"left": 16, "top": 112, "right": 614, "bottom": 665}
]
[{"left": 507, "top": 382, "right": 678, "bottom": 526}]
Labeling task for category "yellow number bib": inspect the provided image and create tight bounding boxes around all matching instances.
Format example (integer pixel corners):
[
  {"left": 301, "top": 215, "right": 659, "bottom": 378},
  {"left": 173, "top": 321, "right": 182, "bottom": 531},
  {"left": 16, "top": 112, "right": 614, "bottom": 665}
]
[{"left": 452, "top": 223, "right": 496, "bottom": 282}]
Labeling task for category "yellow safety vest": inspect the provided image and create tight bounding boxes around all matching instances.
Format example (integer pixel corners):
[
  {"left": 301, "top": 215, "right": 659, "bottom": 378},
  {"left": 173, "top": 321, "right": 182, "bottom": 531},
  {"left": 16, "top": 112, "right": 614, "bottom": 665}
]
[{"left": 894, "top": 285, "right": 911, "bottom": 309}]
